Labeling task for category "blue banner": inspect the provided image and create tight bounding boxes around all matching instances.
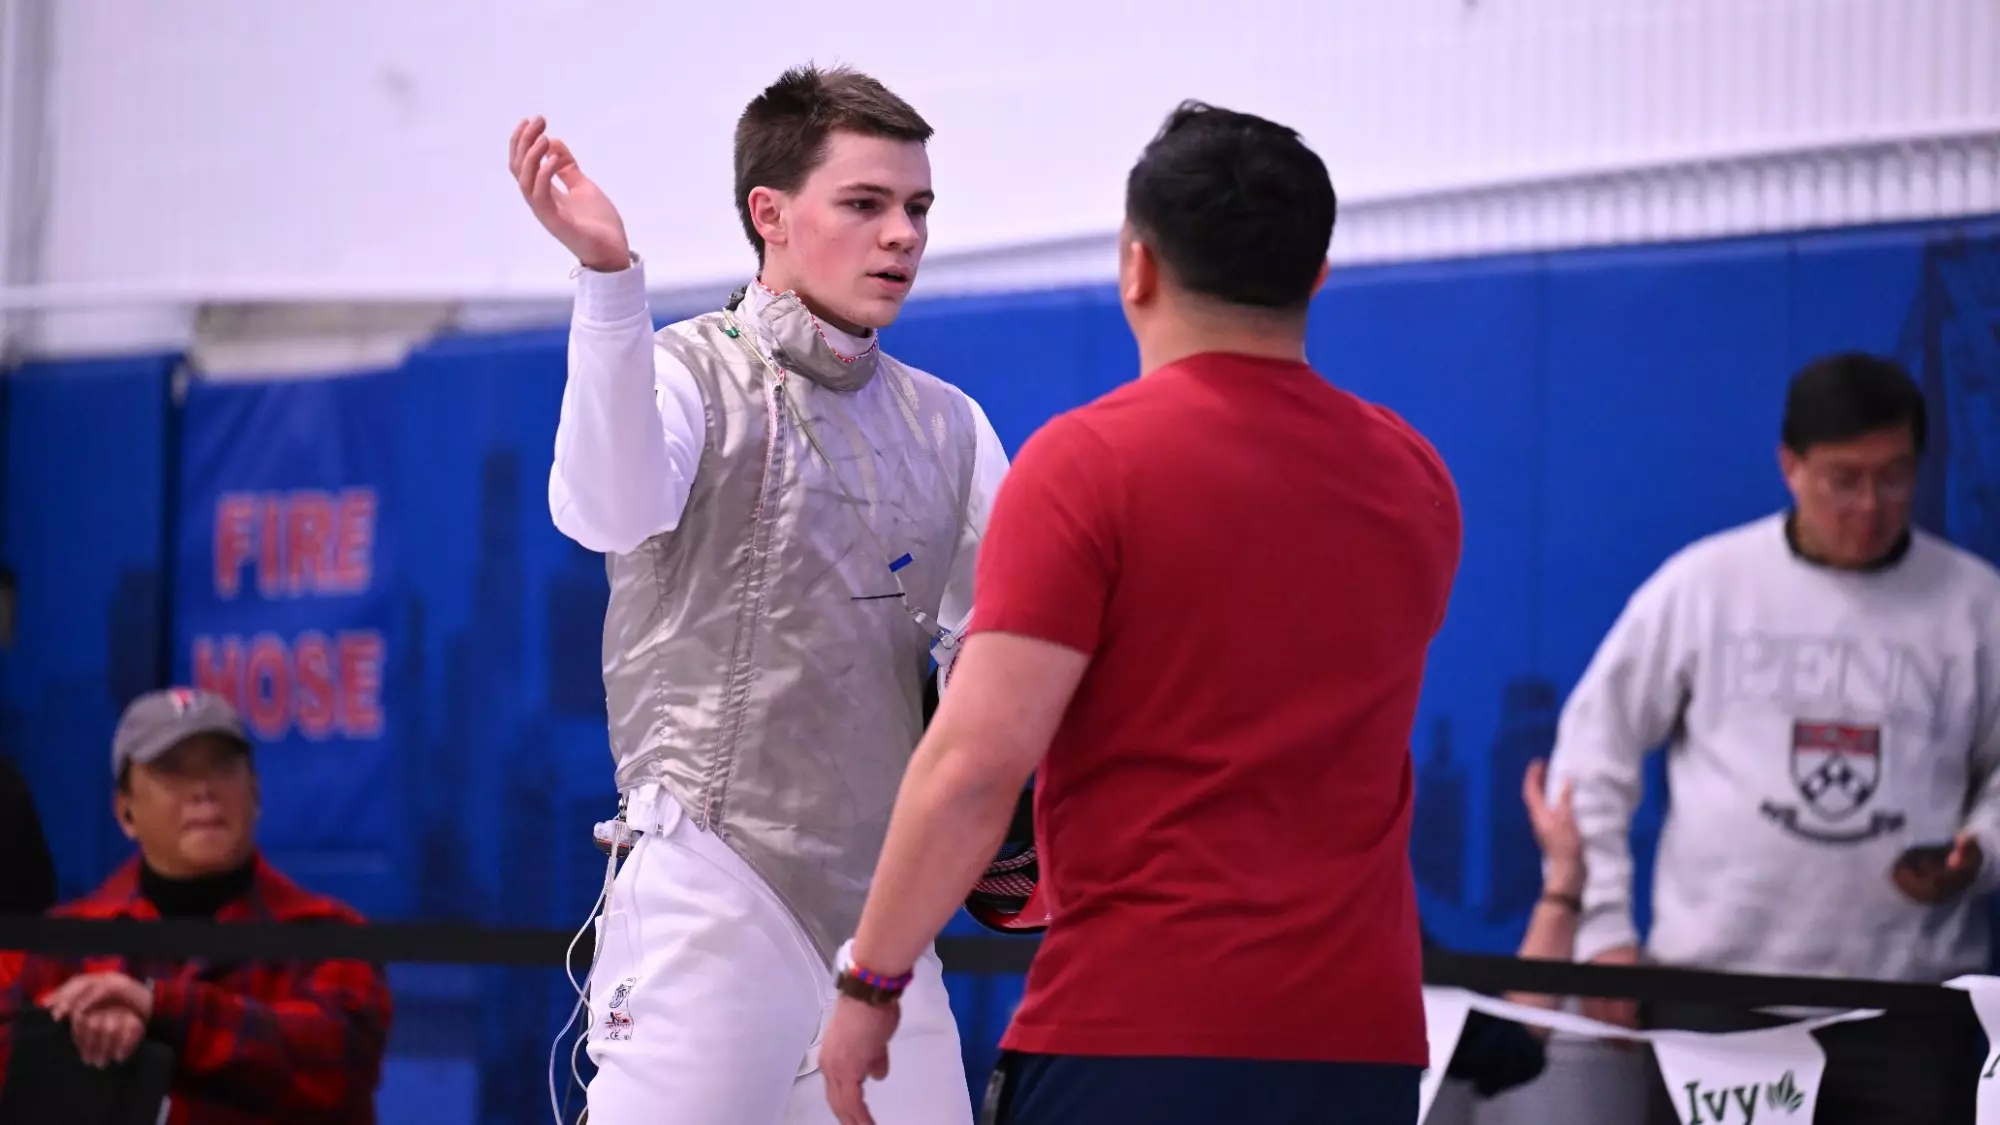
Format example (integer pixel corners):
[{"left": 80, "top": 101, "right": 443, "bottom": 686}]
[{"left": 172, "top": 373, "right": 400, "bottom": 870}]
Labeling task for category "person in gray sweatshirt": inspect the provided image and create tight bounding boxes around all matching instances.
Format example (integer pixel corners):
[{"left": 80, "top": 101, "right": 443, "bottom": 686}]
[{"left": 1548, "top": 352, "right": 1998, "bottom": 1125}]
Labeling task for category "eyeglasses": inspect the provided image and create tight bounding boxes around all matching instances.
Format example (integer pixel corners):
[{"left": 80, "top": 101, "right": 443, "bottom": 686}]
[{"left": 1809, "top": 470, "right": 1916, "bottom": 508}]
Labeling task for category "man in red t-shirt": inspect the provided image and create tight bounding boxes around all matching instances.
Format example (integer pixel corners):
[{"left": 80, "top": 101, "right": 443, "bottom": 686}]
[{"left": 820, "top": 100, "right": 1462, "bottom": 1125}]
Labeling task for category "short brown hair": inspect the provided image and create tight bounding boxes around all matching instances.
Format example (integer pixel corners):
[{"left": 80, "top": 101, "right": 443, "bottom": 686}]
[{"left": 733, "top": 65, "right": 933, "bottom": 261}]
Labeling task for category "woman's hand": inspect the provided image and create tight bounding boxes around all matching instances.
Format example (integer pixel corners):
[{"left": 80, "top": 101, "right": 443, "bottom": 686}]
[{"left": 1523, "top": 758, "right": 1582, "bottom": 895}]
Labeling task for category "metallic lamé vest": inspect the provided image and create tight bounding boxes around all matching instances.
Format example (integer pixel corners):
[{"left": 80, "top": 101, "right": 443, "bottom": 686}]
[{"left": 601, "top": 288, "right": 977, "bottom": 964}]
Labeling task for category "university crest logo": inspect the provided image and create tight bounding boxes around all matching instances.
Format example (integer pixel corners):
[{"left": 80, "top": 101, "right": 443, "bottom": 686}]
[
  {"left": 1758, "top": 720, "right": 1905, "bottom": 844},
  {"left": 1791, "top": 721, "right": 1879, "bottom": 819}
]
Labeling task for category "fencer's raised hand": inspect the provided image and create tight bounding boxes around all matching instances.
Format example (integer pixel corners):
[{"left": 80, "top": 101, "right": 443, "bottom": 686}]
[
  {"left": 508, "top": 116, "right": 631, "bottom": 273},
  {"left": 821, "top": 994, "right": 899, "bottom": 1125}
]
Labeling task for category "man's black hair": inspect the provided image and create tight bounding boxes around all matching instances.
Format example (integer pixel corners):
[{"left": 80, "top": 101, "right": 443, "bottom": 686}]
[
  {"left": 1123, "top": 100, "right": 1337, "bottom": 311},
  {"left": 1781, "top": 352, "right": 1928, "bottom": 455}
]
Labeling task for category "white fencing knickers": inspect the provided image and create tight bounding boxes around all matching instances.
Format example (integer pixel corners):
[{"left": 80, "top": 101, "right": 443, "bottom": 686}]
[{"left": 583, "top": 783, "right": 972, "bottom": 1125}]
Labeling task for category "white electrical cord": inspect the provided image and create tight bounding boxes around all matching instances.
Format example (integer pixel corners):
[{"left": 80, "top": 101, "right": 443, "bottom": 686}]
[{"left": 549, "top": 817, "right": 628, "bottom": 1125}]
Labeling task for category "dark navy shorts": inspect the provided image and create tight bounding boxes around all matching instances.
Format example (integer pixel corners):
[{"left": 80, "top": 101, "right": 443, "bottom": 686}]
[{"left": 980, "top": 1051, "right": 1421, "bottom": 1125}]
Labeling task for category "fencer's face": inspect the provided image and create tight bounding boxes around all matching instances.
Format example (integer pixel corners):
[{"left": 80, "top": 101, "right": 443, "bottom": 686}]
[
  {"left": 750, "top": 131, "right": 932, "bottom": 336},
  {"left": 116, "top": 734, "right": 260, "bottom": 878},
  {"left": 1779, "top": 424, "right": 1919, "bottom": 568}
]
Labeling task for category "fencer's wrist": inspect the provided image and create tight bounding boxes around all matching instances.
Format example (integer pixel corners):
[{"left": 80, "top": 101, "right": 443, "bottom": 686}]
[
  {"left": 840, "top": 938, "right": 914, "bottom": 981},
  {"left": 579, "top": 248, "right": 638, "bottom": 275},
  {"left": 834, "top": 939, "right": 912, "bottom": 1007},
  {"left": 572, "top": 252, "right": 648, "bottom": 323}
]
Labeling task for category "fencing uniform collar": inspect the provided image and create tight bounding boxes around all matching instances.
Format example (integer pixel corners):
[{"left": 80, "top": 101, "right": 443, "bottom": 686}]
[{"left": 735, "top": 280, "right": 880, "bottom": 393}]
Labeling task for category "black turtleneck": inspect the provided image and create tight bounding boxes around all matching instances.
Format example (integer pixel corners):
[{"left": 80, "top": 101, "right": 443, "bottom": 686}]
[
  {"left": 1782, "top": 510, "right": 1911, "bottom": 573},
  {"left": 140, "top": 856, "right": 256, "bottom": 918}
]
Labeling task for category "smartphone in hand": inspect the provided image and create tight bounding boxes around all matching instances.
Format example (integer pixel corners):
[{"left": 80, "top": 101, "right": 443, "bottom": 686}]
[{"left": 1893, "top": 841, "right": 1956, "bottom": 876}]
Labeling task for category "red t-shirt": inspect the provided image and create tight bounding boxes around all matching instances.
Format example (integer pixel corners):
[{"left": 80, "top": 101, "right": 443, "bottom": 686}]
[{"left": 969, "top": 352, "right": 1461, "bottom": 1064}]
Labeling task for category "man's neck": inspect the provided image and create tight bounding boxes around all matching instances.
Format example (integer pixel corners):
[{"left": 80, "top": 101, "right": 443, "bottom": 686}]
[
  {"left": 1136, "top": 312, "right": 1308, "bottom": 377},
  {"left": 1783, "top": 511, "right": 1912, "bottom": 572},
  {"left": 139, "top": 853, "right": 257, "bottom": 917}
]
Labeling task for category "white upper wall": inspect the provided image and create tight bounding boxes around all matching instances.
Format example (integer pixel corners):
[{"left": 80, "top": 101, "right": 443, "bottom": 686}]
[{"left": 6, "top": 0, "right": 1999, "bottom": 358}]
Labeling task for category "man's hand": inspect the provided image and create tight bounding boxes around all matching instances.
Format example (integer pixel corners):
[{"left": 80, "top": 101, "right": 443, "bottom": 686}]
[
  {"left": 508, "top": 117, "right": 631, "bottom": 273},
  {"left": 69, "top": 1005, "right": 146, "bottom": 1068},
  {"left": 41, "top": 972, "right": 154, "bottom": 1067},
  {"left": 821, "top": 995, "right": 900, "bottom": 1125},
  {"left": 41, "top": 971, "right": 154, "bottom": 1025},
  {"left": 1579, "top": 944, "right": 1642, "bottom": 1041},
  {"left": 1892, "top": 833, "right": 1983, "bottom": 904}
]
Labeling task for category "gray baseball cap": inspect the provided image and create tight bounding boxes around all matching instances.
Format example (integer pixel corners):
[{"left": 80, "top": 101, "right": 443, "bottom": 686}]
[{"left": 112, "top": 688, "right": 251, "bottom": 779}]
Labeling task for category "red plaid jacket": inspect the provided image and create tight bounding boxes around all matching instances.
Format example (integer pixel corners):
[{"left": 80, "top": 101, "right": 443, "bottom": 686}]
[{"left": 0, "top": 855, "right": 392, "bottom": 1124}]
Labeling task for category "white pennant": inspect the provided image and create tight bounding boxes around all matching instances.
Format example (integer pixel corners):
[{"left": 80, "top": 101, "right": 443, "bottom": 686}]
[
  {"left": 1418, "top": 987, "right": 1475, "bottom": 1123},
  {"left": 1948, "top": 975, "right": 2000, "bottom": 1123},
  {"left": 1649, "top": 1022, "right": 1826, "bottom": 1125}
]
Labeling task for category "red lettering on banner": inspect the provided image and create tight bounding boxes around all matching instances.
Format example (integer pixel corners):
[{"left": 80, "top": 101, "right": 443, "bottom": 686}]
[
  {"left": 338, "top": 631, "right": 385, "bottom": 737},
  {"left": 294, "top": 631, "right": 336, "bottom": 739},
  {"left": 211, "top": 488, "right": 377, "bottom": 598},
  {"left": 245, "top": 633, "right": 290, "bottom": 739},
  {"left": 188, "top": 630, "right": 386, "bottom": 741},
  {"left": 258, "top": 499, "right": 283, "bottom": 598},
  {"left": 286, "top": 492, "right": 333, "bottom": 592},
  {"left": 193, "top": 636, "right": 243, "bottom": 695},
  {"left": 214, "top": 496, "right": 256, "bottom": 600},
  {"left": 331, "top": 490, "right": 375, "bottom": 592}
]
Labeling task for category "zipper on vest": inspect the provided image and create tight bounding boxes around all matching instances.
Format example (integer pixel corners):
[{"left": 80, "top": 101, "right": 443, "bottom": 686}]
[
  {"left": 750, "top": 371, "right": 784, "bottom": 524},
  {"left": 703, "top": 370, "right": 788, "bottom": 829}
]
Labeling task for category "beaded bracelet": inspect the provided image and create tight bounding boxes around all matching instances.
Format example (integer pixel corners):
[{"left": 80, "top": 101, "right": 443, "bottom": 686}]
[
  {"left": 834, "top": 939, "right": 914, "bottom": 1006},
  {"left": 848, "top": 963, "right": 914, "bottom": 991}
]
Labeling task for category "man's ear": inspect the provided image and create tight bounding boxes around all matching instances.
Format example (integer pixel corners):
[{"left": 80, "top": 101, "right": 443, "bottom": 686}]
[
  {"left": 114, "top": 790, "right": 138, "bottom": 841},
  {"left": 1123, "top": 239, "right": 1160, "bottom": 308},
  {"left": 1311, "top": 258, "right": 1330, "bottom": 299},
  {"left": 747, "top": 186, "right": 789, "bottom": 254}
]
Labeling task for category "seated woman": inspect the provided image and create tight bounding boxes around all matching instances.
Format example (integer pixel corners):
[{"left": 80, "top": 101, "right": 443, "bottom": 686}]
[{"left": 1427, "top": 758, "right": 1583, "bottom": 1099}]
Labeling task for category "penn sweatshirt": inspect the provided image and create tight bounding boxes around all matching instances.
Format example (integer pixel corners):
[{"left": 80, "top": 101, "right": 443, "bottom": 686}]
[{"left": 1549, "top": 513, "right": 2000, "bottom": 982}]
